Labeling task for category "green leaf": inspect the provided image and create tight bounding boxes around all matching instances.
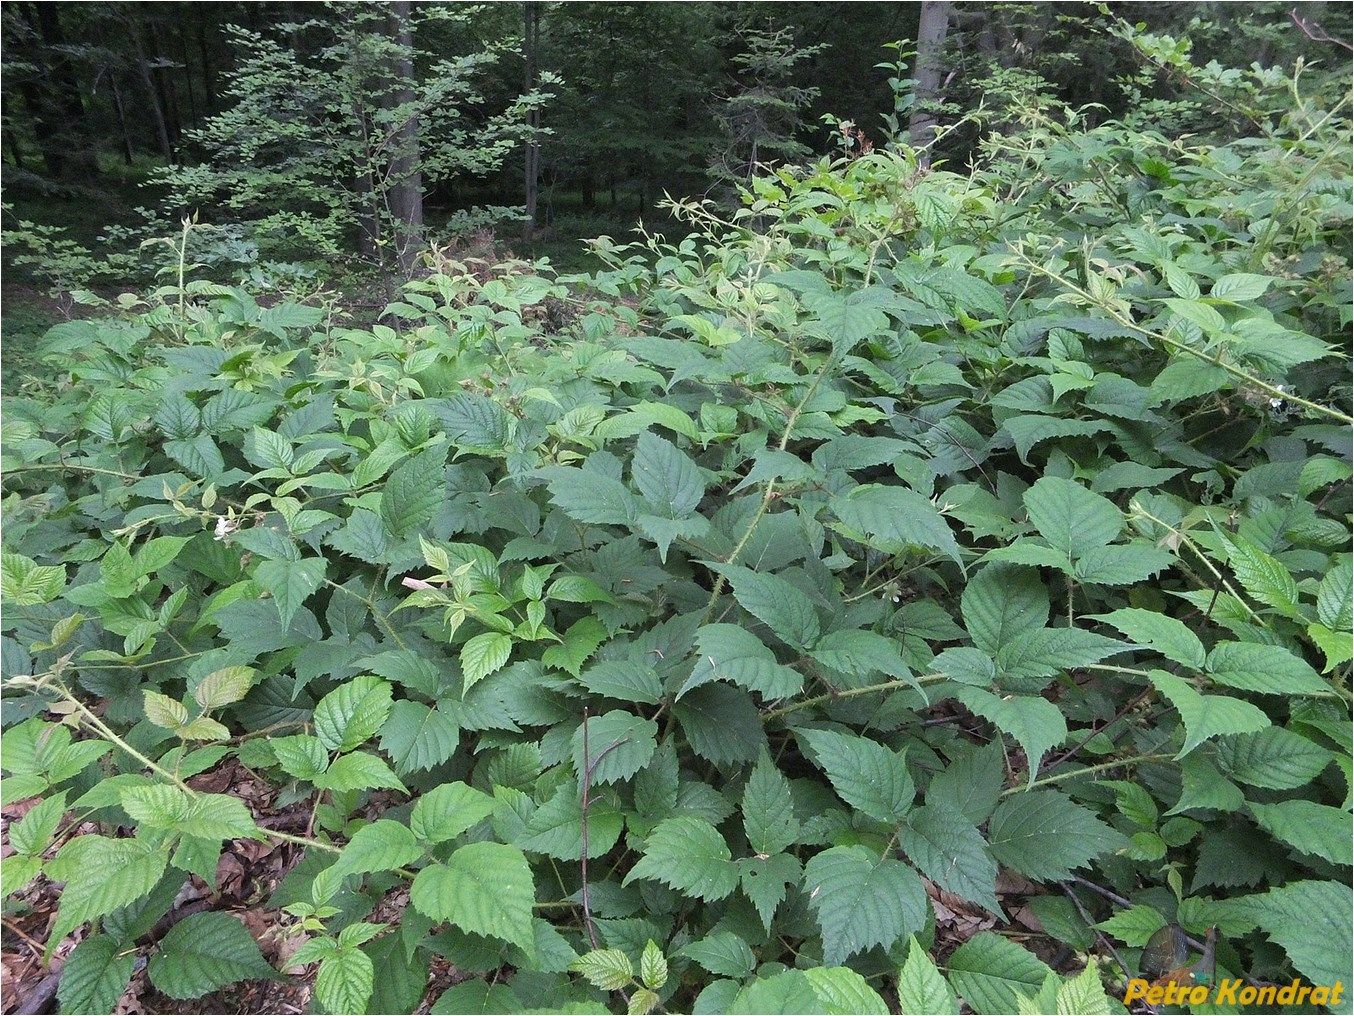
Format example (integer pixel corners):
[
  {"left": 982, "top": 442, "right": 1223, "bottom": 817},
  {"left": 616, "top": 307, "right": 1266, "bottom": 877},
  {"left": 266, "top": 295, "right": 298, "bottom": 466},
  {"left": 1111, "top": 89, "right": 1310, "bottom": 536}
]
[
  {"left": 48, "top": 836, "right": 170, "bottom": 943},
  {"left": 803, "top": 845, "right": 927, "bottom": 964},
  {"left": 624, "top": 816, "right": 738, "bottom": 901},
  {"left": 315, "top": 946, "right": 374, "bottom": 1015},
  {"left": 379, "top": 700, "right": 460, "bottom": 775},
  {"left": 1317, "top": 559, "right": 1352, "bottom": 631},
  {"left": 58, "top": 935, "right": 135, "bottom": 1015},
  {"left": 987, "top": 791, "right": 1127, "bottom": 882},
  {"left": 1023, "top": 477, "right": 1122, "bottom": 557},
  {"left": 712, "top": 564, "right": 821, "bottom": 651},
  {"left": 739, "top": 852, "right": 801, "bottom": 931},
  {"left": 380, "top": 446, "right": 446, "bottom": 536},
  {"left": 1244, "top": 880, "right": 1352, "bottom": 988},
  {"left": 543, "top": 616, "right": 608, "bottom": 677},
  {"left": 1, "top": 550, "right": 67, "bottom": 606},
  {"left": 928, "top": 741, "right": 1004, "bottom": 825},
  {"left": 1149, "top": 670, "right": 1271, "bottom": 757},
  {"left": 120, "top": 785, "right": 261, "bottom": 841},
  {"left": 742, "top": 751, "right": 799, "bottom": 855},
  {"left": 679, "top": 624, "right": 802, "bottom": 700},
  {"left": 410, "top": 842, "right": 536, "bottom": 953},
  {"left": 803, "top": 290, "right": 890, "bottom": 356},
  {"left": 577, "top": 659, "right": 663, "bottom": 705},
  {"left": 461, "top": 632, "right": 513, "bottom": 694},
  {"left": 148, "top": 912, "right": 275, "bottom": 999},
  {"left": 313, "top": 752, "right": 405, "bottom": 793},
  {"left": 994, "top": 627, "right": 1131, "bottom": 687},
  {"left": 572, "top": 710, "right": 658, "bottom": 785},
  {"left": 802, "top": 967, "right": 890, "bottom": 1015},
  {"left": 164, "top": 434, "right": 225, "bottom": 478},
  {"left": 898, "top": 937, "right": 959, "bottom": 1015},
  {"left": 678, "top": 932, "right": 755, "bottom": 978},
  {"left": 797, "top": 727, "right": 915, "bottom": 824},
  {"left": 193, "top": 666, "right": 256, "bottom": 710},
  {"left": 809, "top": 629, "right": 917, "bottom": 688},
  {"left": 1096, "top": 904, "right": 1167, "bottom": 947},
  {"left": 899, "top": 804, "right": 1001, "bottom": 914},
  {"left": 632, "top": 431, "right": 704, "bottom": 518},
  {"left": 1214, "top": 726, "right": 1331, "bottom": 789},
  {"left": 830, "top": 485, "right": 962, "bottom": 566},
  {"left": 271, "top": 734, "right": 329, "bottom": 780},
  {"left": 729, "top": 970, "right": 821, "bottom": 1015},
  {"left": 1211, "top": 272, "right": 1272, "bottom": 302},
  {"left": 254, "top": 556, "right": 326, "bottom": 627},
  {"left": 542, "top": 466, "right": 638, "bottom": 526},
  {"left": 1052, "top": 962, "right": 1111, "bottom": 1015},
  {"left": 952, "top": 687, "right": 1067, "bottom": 786},
  {"left": 1071, "top": 544, "right": 1174, "bottom": 585},
  {"left": 1093, "top": 608, "right": 1204, "bottom": 669},
  {"left": 962, "top": 565, "right": 1048, "bottom": 656},
  {"left": 10, "top": 791, "right": 67, "bottom": 857},
  {"left": 945, "top": 932, "right": 1052, "bottom": 1015},
  {"left": 1226, "top": 538, "right": 1301, "bottom": 618},
  {"left": 571, "top": 948, "right": 634, "bottom": 990},
  {"left": 410, "top": 781, "right": 496, "bottom": 845},
  {"left": 639, "top": 940, "right": 667, "bottom": 990},
  {"left": 518, "top": 781, "right": 623, "bottom": 860},
  {"left": 1205, "top": 642, "right": 1331, "bottom": 696},
  {"left": 1249, "top": 800, "right": 1352, "bottom": 865},
  {"left": 313, "top": 676, "right": 393, "bottom": 752},
  {"left": 328, "top": 820, "right": 423, "bottom": 883}
]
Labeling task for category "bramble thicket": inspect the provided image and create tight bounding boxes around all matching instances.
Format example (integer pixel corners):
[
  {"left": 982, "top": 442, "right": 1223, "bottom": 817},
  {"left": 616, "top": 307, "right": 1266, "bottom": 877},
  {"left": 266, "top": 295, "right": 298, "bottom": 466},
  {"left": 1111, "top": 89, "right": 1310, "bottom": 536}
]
[{"left": 1, "top": 6, "right": 1352, "bottom": 1015}]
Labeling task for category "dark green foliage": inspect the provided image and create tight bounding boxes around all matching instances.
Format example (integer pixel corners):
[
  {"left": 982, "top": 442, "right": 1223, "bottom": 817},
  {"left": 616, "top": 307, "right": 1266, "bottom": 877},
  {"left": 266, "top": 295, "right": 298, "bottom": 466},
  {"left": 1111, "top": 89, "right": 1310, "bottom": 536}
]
[{"left": 2, "top": 22, "right": 1352, "bottom": 1016}]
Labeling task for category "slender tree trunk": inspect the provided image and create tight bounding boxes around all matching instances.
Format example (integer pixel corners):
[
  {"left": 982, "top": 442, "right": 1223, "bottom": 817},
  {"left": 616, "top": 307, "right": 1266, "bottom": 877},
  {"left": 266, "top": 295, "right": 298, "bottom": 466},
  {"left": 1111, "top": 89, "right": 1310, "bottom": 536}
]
[
  {"left": 146, "top": 20, "right": 182, "bottom": 148},
  {"left": 387, "top": 0, "right": 423, "bottom": 275},
  {"left": 128, "top": 12, "right": 174, "bottom": 161},
  {"left": 909, "top": 0, "right": 951, "bottom": 165},
  {"left": 109, "top": 75, "right": 135, "bottom": 166},
  {"left": 197, "top": 22, "right": 217, "bottom": 110},
  {"left": 522, "top": 1, "right": 541, "bottom": 243},
  {"left": 30, "top": 2, "right": 99, "bottom": 177}
]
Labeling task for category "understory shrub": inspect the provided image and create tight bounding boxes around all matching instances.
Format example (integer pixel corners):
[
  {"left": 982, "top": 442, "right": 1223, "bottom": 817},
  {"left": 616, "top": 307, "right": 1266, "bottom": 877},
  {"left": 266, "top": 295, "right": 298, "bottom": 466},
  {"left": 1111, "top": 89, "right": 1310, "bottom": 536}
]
[{"left": 2, "top": 49, "right": 1351, "bottom": 1016}]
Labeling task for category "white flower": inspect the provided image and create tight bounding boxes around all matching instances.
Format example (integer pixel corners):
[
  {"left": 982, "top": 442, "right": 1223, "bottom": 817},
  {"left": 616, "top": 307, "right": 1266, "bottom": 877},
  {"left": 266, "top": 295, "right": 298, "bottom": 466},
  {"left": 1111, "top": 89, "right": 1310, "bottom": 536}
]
[{"left": 213, "top": 516, "right": 237, "bottom": 541}]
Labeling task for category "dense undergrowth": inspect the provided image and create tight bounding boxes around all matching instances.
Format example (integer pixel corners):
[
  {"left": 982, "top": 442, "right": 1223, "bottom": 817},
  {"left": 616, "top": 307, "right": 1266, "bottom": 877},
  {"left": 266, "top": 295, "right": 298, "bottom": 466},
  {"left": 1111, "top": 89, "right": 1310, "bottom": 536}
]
[{"left": 2, "top": 39, "right": 1352, "bottom": 1016}]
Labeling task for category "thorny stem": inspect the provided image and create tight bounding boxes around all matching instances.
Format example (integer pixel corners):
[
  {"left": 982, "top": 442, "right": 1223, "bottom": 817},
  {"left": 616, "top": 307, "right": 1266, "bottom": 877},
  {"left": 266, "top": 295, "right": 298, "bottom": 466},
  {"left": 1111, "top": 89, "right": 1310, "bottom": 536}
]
[
  {"left": 762, "top": 673, "right": 949, "bottom": 721},
  {"left": 1000, "top": 752, "right": 1174, "bottom": 796},
  {"left": 1018, "top": 256, "right": 1354, "bottom": 425},
  {"left": 699, "top": 353, "right": 838, "bottom": 627}
]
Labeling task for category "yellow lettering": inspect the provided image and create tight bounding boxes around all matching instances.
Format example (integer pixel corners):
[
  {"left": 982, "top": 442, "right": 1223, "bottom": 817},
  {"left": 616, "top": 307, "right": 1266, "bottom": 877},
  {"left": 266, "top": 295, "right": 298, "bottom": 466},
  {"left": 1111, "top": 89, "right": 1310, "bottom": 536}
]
[
  {"left": 1255, "top": 985, "right": 1277, "bottom": 1006},
  {"left": 1214, "top": 979, "right": 1241, "bottom": 1005},
  {"left": 1311, "top": 987, "right": 1328, "bottom": 1006},
  {"left": 1332, "top": 982, "right": 1345, "bottom": 1006},
  {"left": 1146, "top": 984, "right": 1165, "bottom": 1006},
  {"left": 1239, "top": 986, "right": 1257, "bottom": 1005},
  {"left": 1188, "top": 985, "right": 1209, "bottom": 1006},
  {"left": 1123, "top": 980, "right": 1150, "bottom": 1004},
  {"left": 1278, "top": 980, "right": 1299, "bottom": 1004}
]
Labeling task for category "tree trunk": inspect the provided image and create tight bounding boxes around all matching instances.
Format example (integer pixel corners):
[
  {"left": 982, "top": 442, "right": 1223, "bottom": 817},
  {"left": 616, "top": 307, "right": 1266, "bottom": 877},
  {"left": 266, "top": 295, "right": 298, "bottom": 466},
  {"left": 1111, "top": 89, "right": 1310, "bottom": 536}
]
[
  {"left": 146, "top": 20, "right": 182, "bottom": 149},
  {"left": 109, "top": 75, "right": 135, "bottom": 166},
  {"left": 30, "top": 2, "right": 99, "bottom": 177},
  {"left": 197, "top": 21, "right": 217, "bottom": 110},
  {"left": 522, "top": 1, "right": 541, "bottom": 243},
  {"left": 128, "top": 12, "right": 175, "bottom": 161},
  {"left": 909, "top": 0, "right": 951, "bottom": 165},
  {"left": 387, "top": 0, "right": 423, "bottom": 275}
]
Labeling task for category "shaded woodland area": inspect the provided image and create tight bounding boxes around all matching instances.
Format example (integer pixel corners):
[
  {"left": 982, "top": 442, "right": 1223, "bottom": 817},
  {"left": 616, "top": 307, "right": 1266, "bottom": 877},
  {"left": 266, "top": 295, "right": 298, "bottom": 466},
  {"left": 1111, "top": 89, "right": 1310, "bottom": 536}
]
[
  {"left": 1, "top": 5, "right": 1351, "bottom": 1016},
  {"left": 4, "top": 2, "right": 1348, "bottom": 283}
]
